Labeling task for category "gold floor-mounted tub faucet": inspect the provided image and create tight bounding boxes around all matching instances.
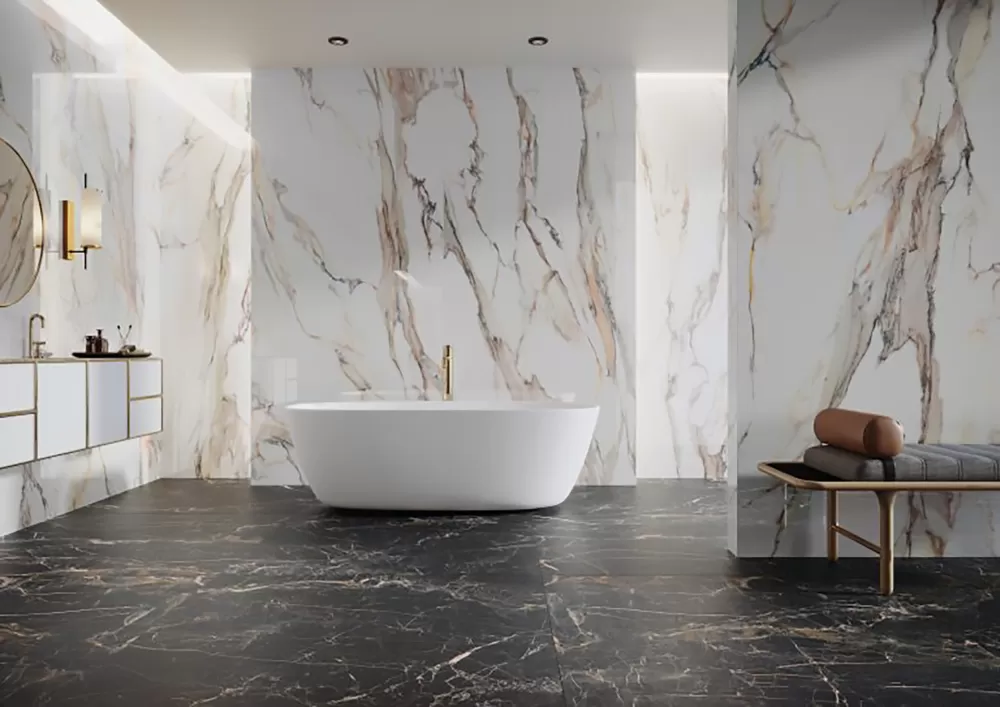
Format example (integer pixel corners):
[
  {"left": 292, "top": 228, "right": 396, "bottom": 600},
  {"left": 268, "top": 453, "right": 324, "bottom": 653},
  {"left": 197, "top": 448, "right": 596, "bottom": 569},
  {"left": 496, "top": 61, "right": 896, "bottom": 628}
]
[{"left": 442, "top": 345, "right": 454, "bottom": 401}]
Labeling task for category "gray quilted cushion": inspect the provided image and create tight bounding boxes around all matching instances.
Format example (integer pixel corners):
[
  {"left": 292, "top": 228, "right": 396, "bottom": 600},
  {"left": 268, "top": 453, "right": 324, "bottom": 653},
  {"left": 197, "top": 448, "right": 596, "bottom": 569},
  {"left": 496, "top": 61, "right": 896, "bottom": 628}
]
[{"left": 803, "top": 444, "right": 1000, "bottom": 482}]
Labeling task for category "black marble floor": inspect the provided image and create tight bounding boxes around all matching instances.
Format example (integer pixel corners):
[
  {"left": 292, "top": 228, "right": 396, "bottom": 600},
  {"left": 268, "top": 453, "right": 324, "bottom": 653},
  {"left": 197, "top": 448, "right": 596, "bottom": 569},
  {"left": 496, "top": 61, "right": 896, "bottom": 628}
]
[{"left": 1, "top": 481, "right": 999, "bottom": 706}]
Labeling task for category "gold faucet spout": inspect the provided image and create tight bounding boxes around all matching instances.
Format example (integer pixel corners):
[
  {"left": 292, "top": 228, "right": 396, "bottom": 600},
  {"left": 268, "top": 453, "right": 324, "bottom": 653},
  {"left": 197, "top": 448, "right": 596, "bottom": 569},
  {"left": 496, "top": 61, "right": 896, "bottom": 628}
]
[{"left": 442, "top": 345, "right": 454, "bottom": 401}]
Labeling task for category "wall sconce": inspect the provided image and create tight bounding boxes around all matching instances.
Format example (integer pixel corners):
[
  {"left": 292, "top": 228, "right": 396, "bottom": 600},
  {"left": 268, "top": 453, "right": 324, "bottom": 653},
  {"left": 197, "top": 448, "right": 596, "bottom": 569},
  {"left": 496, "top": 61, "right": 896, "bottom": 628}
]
[{"left": 61, "top": 174, "right": 103, "bottom": 269}]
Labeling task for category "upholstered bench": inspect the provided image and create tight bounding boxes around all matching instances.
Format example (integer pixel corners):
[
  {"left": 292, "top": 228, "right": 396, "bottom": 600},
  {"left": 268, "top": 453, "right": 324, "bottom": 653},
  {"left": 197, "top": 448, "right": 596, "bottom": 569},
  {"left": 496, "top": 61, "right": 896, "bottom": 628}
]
[
  {"left": 758, "top": 453, "right": 1000, "bottom": 596},
  {"left": 759, "top": 408, "right": 1000, "bottom": 595}
]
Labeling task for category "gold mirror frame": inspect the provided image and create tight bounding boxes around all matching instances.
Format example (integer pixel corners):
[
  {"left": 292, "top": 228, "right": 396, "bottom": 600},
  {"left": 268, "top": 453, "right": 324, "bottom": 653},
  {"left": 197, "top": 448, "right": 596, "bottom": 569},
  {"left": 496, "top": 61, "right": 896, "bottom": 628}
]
[{"left": 0, "top": 136, "right": 45, "bottom": 309}]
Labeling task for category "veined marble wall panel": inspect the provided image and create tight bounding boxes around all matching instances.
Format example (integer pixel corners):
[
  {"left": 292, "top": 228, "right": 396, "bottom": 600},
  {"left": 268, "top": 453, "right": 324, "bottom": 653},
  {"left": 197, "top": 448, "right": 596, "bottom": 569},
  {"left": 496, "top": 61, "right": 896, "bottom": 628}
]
[
  {"left": 252, "top": 68, "right": 636, "bottom": 486},
  {"left": 0, "top": 2, "right": 159, "bottom": 537},
  {"left": 149, "top": 76, "right": 252, "bottom": 479},
  {"left": 636, "top": 75, "right": 728, "bottom": 479},
  {"left": 0, "top": 1, "right": 47, "bottom": 359},
  {"left": 726, "top": 0, "right": 740, "bottom": 554},
  {"left": 733, "top": 0, "right": 1000, "bottom": 556},
  {"left": 36, "top": 76, "right": 153, "bottom": 356}
]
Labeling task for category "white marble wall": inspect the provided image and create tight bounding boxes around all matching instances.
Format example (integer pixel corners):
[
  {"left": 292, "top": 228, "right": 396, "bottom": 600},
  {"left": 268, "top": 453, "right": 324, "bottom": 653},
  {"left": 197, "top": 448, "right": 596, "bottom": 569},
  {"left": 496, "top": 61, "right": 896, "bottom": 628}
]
[
  {"left": 0, "top": 1, "right": 45, "bottom": 359},
  {"left": 252, "top": 68, "right": 636, "bottom": 486},
  {"left": 636, "top": 75, "right": 728, "bottom": 479},
  {"left": 0, "top": 3, "right": 159, "bottom": 537},
  {"left": 150, "top": 76, "right": 252, "bottom": 479},
  {"left": 0, "top": 0, "right": 252, "bottom": 535},
  {"left": 733, "top": 0, "right": 1000, "bottom": 556}
]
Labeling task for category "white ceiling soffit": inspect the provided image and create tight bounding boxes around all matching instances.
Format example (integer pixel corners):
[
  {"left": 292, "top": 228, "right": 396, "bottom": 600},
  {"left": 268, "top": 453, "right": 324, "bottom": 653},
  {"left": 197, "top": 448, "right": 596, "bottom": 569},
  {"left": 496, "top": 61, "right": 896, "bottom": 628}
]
[{"left": 97, "top": 0, "right": 729, "bottom": 72}]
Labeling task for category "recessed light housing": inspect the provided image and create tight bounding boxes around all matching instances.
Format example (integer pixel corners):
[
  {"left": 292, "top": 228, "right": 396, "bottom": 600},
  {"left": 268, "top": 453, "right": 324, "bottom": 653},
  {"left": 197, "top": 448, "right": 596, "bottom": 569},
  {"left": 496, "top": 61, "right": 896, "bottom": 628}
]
[
  {"left": 327, "top": 36, "right": 349, "bottom": 46},
  {"left": 528, "top": 36, "right": 549, "bottom": 47}
]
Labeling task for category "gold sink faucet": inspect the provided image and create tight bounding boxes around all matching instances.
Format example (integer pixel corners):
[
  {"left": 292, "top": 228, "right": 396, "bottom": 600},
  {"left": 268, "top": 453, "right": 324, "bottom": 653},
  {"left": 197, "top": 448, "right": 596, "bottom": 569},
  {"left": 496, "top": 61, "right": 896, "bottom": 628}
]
[
  {"left": 28, "top": 313, "right": 46, "bottom": 358},
  {"left": 442, "top": 345, "right": 454, "bottom": 401}
]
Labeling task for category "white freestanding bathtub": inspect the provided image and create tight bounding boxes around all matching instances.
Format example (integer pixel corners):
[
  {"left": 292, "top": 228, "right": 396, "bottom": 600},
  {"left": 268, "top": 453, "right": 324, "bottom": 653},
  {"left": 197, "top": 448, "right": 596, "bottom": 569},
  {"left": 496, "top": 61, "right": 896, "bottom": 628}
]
[{"left": 285, "top": 400, "right": 600, "bottom": 511}]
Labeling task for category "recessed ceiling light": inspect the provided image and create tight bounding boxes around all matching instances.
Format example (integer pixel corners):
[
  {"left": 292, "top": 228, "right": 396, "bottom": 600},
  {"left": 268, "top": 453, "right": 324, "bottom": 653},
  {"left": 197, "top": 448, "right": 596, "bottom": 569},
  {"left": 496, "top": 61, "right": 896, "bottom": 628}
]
[
  {"left": 528, "top": 36, "right": 549, "bottom": 47},
  {"left": 327, "top": 36, "right": 349, "bottom": 46}
]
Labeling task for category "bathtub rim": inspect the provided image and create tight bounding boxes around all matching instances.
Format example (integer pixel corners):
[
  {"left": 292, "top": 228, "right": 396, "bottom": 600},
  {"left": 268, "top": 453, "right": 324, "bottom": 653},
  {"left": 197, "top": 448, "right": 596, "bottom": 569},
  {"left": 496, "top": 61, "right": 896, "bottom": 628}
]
[{"left": 286, "top": 400, "right": 599, "bottom": 412}]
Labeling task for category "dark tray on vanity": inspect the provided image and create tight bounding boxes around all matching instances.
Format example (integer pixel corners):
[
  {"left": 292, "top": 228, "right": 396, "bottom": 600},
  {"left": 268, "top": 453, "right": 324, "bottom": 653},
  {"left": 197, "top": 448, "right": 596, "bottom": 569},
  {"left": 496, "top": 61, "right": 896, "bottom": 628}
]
[{"left": 72, "top": 351, "right": 153, "bottom": 359}]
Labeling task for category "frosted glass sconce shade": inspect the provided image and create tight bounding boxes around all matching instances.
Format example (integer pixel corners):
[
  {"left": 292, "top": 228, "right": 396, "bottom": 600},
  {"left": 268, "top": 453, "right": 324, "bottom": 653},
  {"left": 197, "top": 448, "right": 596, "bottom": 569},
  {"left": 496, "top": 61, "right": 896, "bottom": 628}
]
[
  {"left": 80, "top": 177, "right": 102, "bottom": 249},
  {"left": 32, "top": 200, "right": 43, "bottom": 249}
]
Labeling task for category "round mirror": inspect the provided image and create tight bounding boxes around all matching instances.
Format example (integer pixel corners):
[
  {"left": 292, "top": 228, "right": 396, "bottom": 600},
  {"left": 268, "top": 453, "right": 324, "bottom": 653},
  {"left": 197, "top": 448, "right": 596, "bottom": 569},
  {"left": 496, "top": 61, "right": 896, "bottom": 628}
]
[{"left": 0, "top": 137, "right": 44, "bottom": 308}]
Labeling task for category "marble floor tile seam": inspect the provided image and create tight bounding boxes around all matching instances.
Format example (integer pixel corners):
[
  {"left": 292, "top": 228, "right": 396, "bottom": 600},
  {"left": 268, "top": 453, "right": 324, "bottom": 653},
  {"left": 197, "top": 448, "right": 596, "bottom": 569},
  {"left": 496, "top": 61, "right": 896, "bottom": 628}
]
[{"left": 542, "top": 595, "right": 572, "bottom": 707}]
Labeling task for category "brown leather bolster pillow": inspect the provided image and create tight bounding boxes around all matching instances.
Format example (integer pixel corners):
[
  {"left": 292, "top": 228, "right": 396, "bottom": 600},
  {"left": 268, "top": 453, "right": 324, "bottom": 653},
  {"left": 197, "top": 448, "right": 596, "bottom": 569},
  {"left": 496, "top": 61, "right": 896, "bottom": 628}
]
[{"left": 813, "top": 408, "right": 904, "bottom": 458}]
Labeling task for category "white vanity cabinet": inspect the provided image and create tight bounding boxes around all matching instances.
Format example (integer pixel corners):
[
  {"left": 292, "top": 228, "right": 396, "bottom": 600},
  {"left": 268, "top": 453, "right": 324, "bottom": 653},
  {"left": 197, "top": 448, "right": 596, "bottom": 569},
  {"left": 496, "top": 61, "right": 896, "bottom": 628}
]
[
  {"left": 0, "top": 358, "right": 162, "bottom": 470},
  {"left": 37, "top": 362, "right": 88, "bottom": 459}
]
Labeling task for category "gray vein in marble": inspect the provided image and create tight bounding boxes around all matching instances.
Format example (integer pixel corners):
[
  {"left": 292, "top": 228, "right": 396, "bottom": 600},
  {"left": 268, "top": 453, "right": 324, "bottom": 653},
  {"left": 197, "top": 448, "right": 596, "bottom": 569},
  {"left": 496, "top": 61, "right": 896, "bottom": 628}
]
[
  {"left": 370, "top": 69, "right": 439, "bottom": 395},
  {"left": 573, "top": 69, "right": 635, "bottom": 483},
  {"left": 251, "top": 67, "right": 636, "bottom": 485}
]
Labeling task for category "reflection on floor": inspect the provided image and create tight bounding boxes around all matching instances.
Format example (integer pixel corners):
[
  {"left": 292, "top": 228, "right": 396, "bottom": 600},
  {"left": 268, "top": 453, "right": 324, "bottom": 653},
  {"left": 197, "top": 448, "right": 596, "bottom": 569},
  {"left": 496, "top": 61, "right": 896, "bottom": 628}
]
[{"left": 0, "top": 480, "right": 998, "bottom": 706}]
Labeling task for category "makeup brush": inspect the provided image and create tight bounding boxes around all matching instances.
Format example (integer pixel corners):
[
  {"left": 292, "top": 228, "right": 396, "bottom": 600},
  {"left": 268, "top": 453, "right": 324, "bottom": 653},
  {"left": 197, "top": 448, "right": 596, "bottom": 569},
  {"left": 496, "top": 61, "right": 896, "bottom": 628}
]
[{"left": 117, "top": 324, "right": 133, "bottom": 349}]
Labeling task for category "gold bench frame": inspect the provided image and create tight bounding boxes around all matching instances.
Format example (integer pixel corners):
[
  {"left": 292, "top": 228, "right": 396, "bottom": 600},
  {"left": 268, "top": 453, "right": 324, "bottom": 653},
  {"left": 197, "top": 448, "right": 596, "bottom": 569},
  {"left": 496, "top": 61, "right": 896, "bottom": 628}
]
[{"left": 758, "top": 462, "right": 1000, "bottom": 596}]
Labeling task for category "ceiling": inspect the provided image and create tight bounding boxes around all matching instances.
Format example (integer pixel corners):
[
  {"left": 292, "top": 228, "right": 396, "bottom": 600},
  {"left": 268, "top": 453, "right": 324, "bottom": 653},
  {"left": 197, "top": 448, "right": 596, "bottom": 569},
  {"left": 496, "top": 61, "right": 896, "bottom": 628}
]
[{"left": 96, "top": 0, "right": 729, "bottom": 72}]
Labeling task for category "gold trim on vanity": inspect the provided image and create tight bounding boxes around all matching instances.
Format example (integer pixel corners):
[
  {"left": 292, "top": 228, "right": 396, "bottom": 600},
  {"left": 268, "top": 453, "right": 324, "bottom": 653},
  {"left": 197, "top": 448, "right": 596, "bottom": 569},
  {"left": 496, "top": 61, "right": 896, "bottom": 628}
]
[
  {"left": 129, "top": 393, "right": 162, "bottom": 402},
  {"left": 33, "top": 359, "right": 38, "bottom": 459},
  {"left": 84, "top": 360, "right": 90, "bottom": 446},
  {"left": 126, "top": 358, "right": 131, "bottom": 435}
]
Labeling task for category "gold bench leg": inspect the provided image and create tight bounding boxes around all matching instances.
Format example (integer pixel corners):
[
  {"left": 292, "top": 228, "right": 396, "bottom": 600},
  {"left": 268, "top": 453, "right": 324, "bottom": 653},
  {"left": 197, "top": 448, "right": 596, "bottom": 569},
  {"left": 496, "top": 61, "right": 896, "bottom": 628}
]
[
  {"left": 877, "top": 491, "right": 898, "bottom": 596},
  {"left": 826, "top": 490, "right": 838, "bottom": 562}
]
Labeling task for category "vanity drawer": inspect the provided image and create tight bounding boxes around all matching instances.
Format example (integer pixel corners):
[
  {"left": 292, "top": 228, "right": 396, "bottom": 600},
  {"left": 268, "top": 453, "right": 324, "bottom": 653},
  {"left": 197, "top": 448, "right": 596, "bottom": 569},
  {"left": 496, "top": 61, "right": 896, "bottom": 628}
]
[
  {"left": 0, "top": 414, "right": 35, "bottom": 469},
  {"left": 36, "top": 362, "right": 86, "bottom": 459},
  {"left": 0, "top": 364, "right": 35, "bottom": 414},
  {"left": 129, "top": 359, "right": 162, "bottom": 399},
  {"left": 88, "top": 361, "right": 128, "bottom": 447},
  {"left": 129, "top": 397, "right": 162, "bottom": 437}
]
